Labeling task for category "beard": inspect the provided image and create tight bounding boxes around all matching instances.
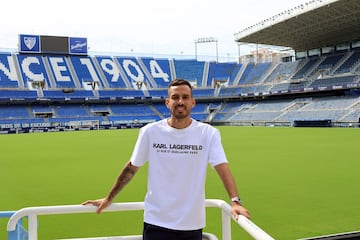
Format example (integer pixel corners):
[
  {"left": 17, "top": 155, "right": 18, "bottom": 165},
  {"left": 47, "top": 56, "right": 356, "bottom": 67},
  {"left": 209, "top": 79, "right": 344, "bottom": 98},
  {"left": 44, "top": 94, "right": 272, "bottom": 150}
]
[{"left": 171, "top": 106, "right": 190, "bottom": 119}]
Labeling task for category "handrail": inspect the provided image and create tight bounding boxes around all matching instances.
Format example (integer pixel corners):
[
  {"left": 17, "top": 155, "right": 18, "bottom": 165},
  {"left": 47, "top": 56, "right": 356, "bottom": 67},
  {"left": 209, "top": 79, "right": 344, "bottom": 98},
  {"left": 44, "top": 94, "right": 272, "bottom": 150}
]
[
  {"left": 205, "top": 199, "right": 274, "bottom": 240},
  {"left": 1, "top": 211, "right": 16, "bottom": 218},
  {"left": 7, "top": 199, "right": 274, "bottom": 240}
]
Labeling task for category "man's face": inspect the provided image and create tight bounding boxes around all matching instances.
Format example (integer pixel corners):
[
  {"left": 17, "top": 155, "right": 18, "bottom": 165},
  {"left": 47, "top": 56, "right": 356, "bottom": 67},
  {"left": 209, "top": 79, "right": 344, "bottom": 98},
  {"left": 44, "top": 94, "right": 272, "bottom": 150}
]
[{"left": 165, "top": 84, "right": 195, "bottom": 120}]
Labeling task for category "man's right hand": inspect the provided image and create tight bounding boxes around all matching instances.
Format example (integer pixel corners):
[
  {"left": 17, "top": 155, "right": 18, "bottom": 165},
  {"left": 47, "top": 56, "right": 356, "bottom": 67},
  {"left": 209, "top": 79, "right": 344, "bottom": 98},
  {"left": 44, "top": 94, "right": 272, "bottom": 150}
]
[{"left": 82, "top": 198, "right": 112, "bottom": 214}]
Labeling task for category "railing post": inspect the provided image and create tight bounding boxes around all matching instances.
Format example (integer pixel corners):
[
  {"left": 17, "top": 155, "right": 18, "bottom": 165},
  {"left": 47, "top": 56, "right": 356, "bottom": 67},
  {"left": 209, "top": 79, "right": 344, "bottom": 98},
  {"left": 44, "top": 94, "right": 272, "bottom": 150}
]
[
  {"left": 221, "top": 208, "right": 231, "bottom": 240},
  {"left": 28, "top": 214, "right": 38, "bottom": 240}
]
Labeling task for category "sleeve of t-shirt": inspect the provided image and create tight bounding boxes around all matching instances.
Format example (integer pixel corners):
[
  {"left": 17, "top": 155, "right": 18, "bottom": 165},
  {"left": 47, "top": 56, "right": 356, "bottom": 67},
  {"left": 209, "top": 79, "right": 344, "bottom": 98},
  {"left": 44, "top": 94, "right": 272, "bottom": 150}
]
[
  {"left": 208, "top": 128, "right": 228, "bottom": 167},
  {"left": 129, "top": 127, "right": 149, "bottom": 167}
]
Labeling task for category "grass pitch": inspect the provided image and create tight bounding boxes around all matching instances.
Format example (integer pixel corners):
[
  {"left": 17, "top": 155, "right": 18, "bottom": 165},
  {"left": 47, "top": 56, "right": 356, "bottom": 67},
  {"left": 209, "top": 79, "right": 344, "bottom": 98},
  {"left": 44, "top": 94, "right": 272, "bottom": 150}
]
[{"left": 0, "top": 127, "right": 359, "bottom": 239}]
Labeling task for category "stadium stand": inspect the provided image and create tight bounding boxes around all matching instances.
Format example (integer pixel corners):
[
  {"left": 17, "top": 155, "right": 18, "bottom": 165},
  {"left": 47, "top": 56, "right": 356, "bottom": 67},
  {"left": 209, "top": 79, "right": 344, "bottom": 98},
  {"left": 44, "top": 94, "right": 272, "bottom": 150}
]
[
  {"left": 1, "top": 0, "right": 360, "bottom": 134},
  {"left": 207, "top": 62, "right": 241, "bottom": 86},
  {"left": 173, "top": 59, "right": 205, "bottom": 86},
  {"left": 1, "top": 48, "right": 360, "bottom": 133}
]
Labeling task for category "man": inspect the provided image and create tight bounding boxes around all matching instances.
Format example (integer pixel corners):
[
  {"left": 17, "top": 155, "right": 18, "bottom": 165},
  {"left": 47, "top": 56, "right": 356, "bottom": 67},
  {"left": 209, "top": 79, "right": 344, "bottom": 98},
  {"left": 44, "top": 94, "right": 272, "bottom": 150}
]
[{"left": 83, "top": 78, "right": 250, "bottom": 240}]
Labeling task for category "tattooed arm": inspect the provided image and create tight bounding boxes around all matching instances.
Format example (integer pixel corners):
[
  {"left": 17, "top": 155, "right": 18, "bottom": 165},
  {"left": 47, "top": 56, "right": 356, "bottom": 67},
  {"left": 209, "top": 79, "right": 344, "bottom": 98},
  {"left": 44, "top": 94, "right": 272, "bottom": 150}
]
[{"left": 82, "top": 160, "right": 139, "bottom": 214}]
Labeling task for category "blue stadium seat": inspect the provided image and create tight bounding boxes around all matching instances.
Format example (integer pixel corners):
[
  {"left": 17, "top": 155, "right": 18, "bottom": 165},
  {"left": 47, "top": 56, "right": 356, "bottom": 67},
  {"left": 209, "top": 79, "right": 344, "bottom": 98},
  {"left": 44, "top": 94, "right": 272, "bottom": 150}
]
[
  {"left": 0, "top": 90, "right": 38, "bottom": 101},
  {"left": 174, "top": 59, "right": 205, "bottom": 87},
  {"left": 42, "top": 90, "right": 94, "bottom": 100},
  {"left": 207, "top": 62, "right": 241, "bottom": 87},
  {"left": 140, "top": 57, "right": 172, "bottom": 88},
  {"left": 0, "top": 53, "right": 21, "bottom": 88},
  {"left": 69, "top": 56, "right": 104, "bottom": 88},
  {"left": 16, "top": 54, "right": 51, "bottom": 88},
  {"left": 95, "top": 56, "right": 128, "bottom": 88}
]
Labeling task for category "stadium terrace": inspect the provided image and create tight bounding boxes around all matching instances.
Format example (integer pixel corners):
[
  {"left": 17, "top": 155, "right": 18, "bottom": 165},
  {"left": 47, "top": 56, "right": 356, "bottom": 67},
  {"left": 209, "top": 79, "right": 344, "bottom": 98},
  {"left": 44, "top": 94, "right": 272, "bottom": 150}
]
[{"left": 0, "top": 0, "right": 360, "bottom": 134}]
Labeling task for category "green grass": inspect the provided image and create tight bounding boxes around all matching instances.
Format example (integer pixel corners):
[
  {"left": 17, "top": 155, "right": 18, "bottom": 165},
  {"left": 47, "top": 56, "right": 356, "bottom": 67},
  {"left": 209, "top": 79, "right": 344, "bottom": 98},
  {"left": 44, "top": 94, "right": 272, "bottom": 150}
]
[{"left": 0, "top": 127, "right": 359, "bottom": 239}]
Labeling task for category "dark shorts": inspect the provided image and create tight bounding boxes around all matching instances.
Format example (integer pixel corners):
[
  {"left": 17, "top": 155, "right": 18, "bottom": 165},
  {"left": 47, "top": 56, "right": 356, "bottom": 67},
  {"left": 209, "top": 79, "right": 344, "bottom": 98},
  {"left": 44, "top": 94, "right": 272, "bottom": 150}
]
[{"left": 143, "top": 222, "right": 203, "bottom": 240}]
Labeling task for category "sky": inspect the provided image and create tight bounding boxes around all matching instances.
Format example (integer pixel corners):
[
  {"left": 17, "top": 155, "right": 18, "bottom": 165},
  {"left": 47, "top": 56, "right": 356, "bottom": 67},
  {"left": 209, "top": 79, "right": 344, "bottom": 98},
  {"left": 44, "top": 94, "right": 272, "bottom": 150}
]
[{"left": 0, "top": 0, "right": 309, "bottom": 60}]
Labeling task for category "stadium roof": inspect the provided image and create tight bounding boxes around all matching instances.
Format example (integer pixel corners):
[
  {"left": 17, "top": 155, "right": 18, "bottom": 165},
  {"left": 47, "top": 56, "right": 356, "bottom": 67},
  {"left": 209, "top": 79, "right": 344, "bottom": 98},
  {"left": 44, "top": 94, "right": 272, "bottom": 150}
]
[{"left": 234, "top": 0, "right": 360, "bottom": 52}]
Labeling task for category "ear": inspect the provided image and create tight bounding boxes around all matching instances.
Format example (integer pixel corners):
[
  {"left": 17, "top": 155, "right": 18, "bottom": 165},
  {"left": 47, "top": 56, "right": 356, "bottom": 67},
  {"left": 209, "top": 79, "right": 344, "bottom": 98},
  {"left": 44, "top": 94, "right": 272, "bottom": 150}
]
[
  {"left": 165, "top": 98, "right": 170, "bottom": 108},
  {"left": 191, "top": 98, "right": 196, "bottom": 108}
]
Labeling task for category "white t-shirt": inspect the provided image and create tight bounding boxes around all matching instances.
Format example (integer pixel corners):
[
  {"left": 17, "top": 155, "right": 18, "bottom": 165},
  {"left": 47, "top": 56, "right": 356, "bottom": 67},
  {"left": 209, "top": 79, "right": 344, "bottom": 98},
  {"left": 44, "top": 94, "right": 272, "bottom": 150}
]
[{"left": 130, "top": 118, "right": 228, "bottom": 230}]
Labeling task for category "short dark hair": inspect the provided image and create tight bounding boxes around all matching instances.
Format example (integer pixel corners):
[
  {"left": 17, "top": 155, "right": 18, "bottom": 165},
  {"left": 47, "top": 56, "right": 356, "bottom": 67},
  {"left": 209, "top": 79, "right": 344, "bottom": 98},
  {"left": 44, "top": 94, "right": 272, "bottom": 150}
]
[{"left": 168, "top": 79, "right": 193, "bottom": 95}]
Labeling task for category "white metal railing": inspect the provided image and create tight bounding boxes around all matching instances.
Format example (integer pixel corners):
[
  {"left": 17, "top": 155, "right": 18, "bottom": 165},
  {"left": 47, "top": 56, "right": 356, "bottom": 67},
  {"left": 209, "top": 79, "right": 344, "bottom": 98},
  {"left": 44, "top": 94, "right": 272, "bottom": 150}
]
[{"left": 7, "top": 199, "right": 274, "bottom": 240}]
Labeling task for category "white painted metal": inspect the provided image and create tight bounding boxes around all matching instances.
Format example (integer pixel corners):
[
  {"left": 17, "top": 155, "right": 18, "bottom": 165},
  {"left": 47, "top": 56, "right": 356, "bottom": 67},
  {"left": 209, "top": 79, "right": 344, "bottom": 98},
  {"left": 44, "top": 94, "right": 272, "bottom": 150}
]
[{"left": 7, "top": 199, "right": 274, "bottom": 240}]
